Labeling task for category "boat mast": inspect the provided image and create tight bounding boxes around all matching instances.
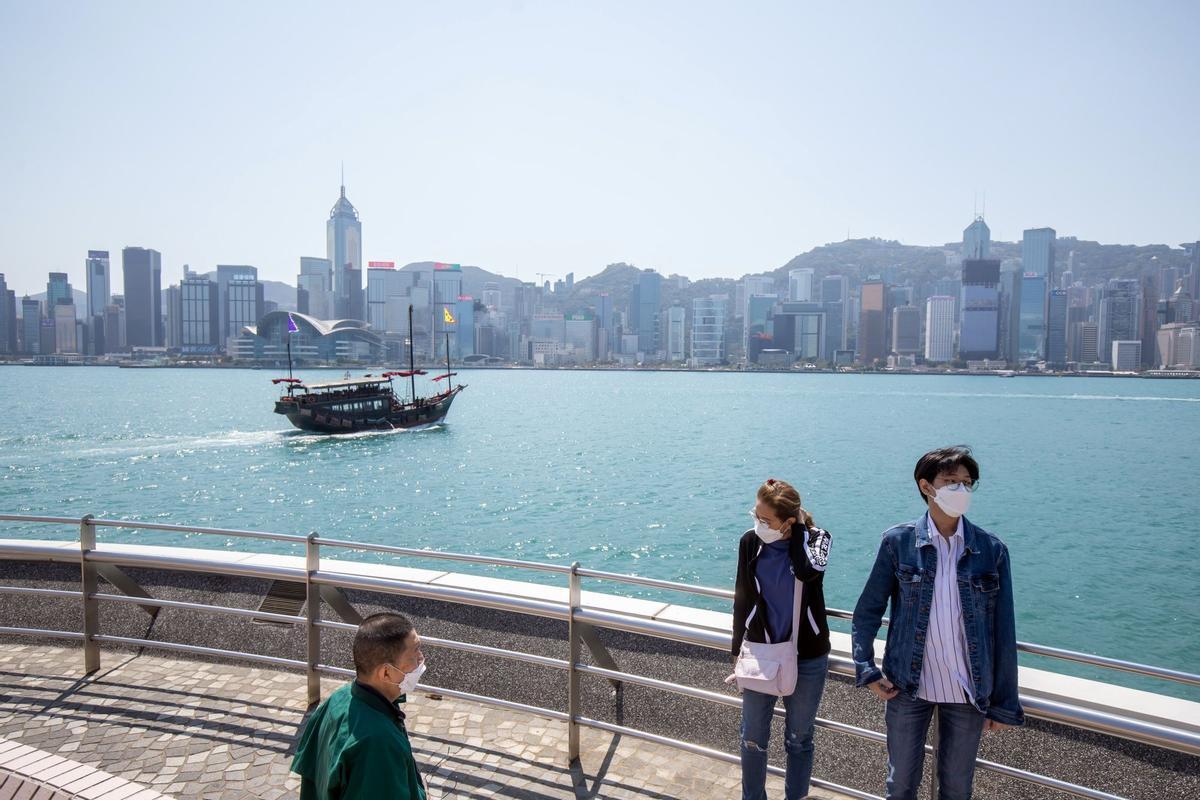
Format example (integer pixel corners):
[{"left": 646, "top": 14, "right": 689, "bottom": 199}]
[
  {"left": 286, "top": 327, "right": 293, "bottom": 383},
  {"left": 408, "top": 304, "right": 417, "bottom": 402},
  {"left": 445, "top": 331, "right": 452, "bottom": 387}
]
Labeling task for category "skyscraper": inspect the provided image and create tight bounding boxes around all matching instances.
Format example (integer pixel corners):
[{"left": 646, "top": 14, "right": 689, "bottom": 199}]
[
  {"left": 85, "top": 251, "right": 111, "bottom": 318},
  {"left": 962, "top": 216, "right": 991, "bottom": 260},
  {"left": 165, "top": 284, "right": 182, "bottom": 349},
  {"left": 788, "top": 268, "right": 814, "bottom": 302},
  {"left": 366, "top": 263, "right": 406, "bottom": 332},
  {"left": 596, "top": 292, "right": 613, "bottom": 357},
  {"left": 1069, "top": 321, "right": 1098, "bottom": 364},
  {"left": 103, "top": 300, "right": 124, "bottom": 353},
  {"left": 54, "top": 301, "right": 78, "bottom": 353},
  {"left": 1018, "top": 273, "right": 1047, "bottom": 361},
  {"left": 327, "top": 183, "right": 363, "bottom": 319},
  {"left": 1159, "top": 266, "right": 1180, "bottom": 300},
  {"left": 1099, "top": 279, "right": 1140, "bottom": 361},
  {"left": 1022, "top": 227, "right": 1057, "bottom": 286},
  {"left": 637, "top": 270, "right": 662, "bottom": 354},
  {"left": 745, "top": 294, "right": 776, "bottom": 363},
  {"left": 820, "top": 274, "right": 849, "bottom": 358},
  {"left": 999, "top": 267, "right": 1021, "bottom": 362},
  {"left": 960, "top": 259, "right": 1001, "bottom": 360},
  {"left": 891, "top": 304, "right": 921, "bottom": 355},
  {"left": 924, "top": 296, "right": 955, "bottom": 362},
  {"left": 563, "top": 312, "right": 595, "bottom": 362},
  {"left": 432, "top": 263, "right": 463, "bottom": 359},
  {"left": 181, "top": 273, "right": 220, "bottom": 351},
  {"left": 1140, "top": 274, "right": 1159, "bottom": 368},
  {"left": 774, "top": 302, "right": 826, "bottom": 362},
  {"left": 481, "top": 283, "right": 503, "bottom": 310},
  {"left": 225, "top": 273, "right": 263, "bottom": 343},
  {"left": 46, "top": 273, "right": 72, "bottom": 310},
  {"left": 122, "top": 248, "right": 162, "bottom": 347},
  {"left": 454, "top": 296, "right": 476, "bottom": 357},
  {"left": 1187, "top": 242, "right": 1200, "bottom": 302},
  {"left": 21, "top": 297, "right": 41, "bottom": 354},
  {"left": 666, "top": 305, "right": 686, "bottom": 362},
  {"left": 691, "top": 296, "right": 726, "bottom": 366},
  {"left": 742, "top": 275, "right": 776, "bottom": 315},
  {"left": 857, "top": 280, "right": 887, "bottom": 364},
  {"left": 1046, "top": 289, "right": 1068, "bottom": 366},
  {"left": 298, "top": 257, "right": 334, "bottom": 319},
  {"left": 0, "top": 274, "right": 15, "bottom": 355}
]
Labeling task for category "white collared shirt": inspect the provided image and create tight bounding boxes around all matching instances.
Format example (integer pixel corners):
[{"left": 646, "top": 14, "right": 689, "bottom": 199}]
[{"left": 916, "top": 513, "right": 976, "bottom": 704}]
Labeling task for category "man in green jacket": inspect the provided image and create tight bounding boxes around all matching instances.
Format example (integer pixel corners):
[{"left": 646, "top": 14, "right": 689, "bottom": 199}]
[{"left": 291, "top": 612, "right": 428, "bottom": 799}]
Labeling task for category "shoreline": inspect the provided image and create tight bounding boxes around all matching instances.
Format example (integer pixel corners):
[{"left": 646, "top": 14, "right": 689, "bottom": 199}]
[{"left": 2, "top": 360, "right": 1197, "bottom": 379}]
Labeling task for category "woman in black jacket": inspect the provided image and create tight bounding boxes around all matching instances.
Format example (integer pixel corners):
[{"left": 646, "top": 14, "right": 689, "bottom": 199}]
[{"left": 731, "top": 478, "right": 832, "bottom": 800}]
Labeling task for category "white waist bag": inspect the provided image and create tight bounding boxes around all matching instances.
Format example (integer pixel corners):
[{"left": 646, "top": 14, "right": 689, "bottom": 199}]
[{"left": 727, "top": 578, "right": 802, "bottom": 697}]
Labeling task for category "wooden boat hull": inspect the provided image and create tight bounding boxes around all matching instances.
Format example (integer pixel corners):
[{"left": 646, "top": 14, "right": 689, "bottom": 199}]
[{"left": 275, "top": 386, "right": 464, "bottom": 434}]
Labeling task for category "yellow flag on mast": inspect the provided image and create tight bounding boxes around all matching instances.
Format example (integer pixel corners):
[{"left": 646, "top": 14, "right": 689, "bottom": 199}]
[{"left": 443, "top": 306, "right": 456, "bottom": 324}]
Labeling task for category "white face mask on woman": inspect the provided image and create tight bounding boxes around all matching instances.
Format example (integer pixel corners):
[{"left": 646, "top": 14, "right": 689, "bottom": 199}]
[{"left": 750, "top": 511, "right": 785, "bottom": 544}]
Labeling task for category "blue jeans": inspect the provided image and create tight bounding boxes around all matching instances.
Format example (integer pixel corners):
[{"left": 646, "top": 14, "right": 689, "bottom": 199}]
[
  {"left": 884, "top": 693, "right": 985, "bottom": 800},
  {"left": 740, "top": 653, "right": 829, "bottom": 800}
]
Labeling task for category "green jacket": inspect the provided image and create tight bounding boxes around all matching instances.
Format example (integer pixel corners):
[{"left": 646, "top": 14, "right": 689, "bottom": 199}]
[{"left": 291, "top": 682, "right": 426, "bottom": 800}]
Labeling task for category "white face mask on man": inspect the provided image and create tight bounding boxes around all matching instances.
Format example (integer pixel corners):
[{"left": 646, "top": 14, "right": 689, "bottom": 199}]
[
  {"left": 930, "top": 483, "right": 972, "bottom": 518},
  {"left": 387, "top": 660, "right": 426, "bottom": 695}
]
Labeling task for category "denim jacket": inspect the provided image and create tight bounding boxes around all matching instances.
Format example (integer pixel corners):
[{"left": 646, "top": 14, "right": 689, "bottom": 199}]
[{"left": 851, "top": 514, "right": 1024, "bottom": 726}]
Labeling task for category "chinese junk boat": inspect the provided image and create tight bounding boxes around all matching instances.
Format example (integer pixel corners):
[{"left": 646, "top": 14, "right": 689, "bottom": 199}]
[{"left": 271, "top": 306, "right": 465, "bottom": 434}]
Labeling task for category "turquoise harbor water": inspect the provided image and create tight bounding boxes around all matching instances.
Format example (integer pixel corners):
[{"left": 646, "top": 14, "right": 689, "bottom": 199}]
[{"left": 1, "top": 365, "right": 1198, "bottom": 701}]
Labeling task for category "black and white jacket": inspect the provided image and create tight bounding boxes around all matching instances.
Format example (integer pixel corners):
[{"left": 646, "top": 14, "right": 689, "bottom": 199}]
[{"left": 731, "top": 525, "right": 832, "bottom": 660}]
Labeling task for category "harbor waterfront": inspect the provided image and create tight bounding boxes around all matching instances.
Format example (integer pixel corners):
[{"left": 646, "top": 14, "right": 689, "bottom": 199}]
[{"left": 1, "top": 365, "right": 1198, "bottom": 701}]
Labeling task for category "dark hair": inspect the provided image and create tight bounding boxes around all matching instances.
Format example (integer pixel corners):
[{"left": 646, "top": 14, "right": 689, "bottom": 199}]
[
  {"left": 913, "top": 446, "right": 980, "bottom": 503},
  {"left": 353, "top": 612, "right": 415, "bottom": 676}
]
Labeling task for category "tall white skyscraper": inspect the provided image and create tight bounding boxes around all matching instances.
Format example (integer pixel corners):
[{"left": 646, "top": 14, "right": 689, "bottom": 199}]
[
  {"left": 327, "top": 181, "right": 363, "bottom": 319},
  {"left": 788, "top": 268, "right": 814, "bottom": 302},
  {"left": 925, "top": 296, "right": 955, "bottom": 362},
  {"left": 691, "top": 295, "right": 726, "bottom": 366}
]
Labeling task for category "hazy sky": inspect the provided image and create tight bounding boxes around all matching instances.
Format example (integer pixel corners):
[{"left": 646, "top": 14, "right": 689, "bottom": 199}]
[{"left": 1, "top": 1, "right": 1197, "bottom": 295}]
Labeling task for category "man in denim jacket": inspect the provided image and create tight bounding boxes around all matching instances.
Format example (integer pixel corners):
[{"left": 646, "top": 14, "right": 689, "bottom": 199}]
[{"left": 852, "top": 446, "right": 1023, "bottom": 800}]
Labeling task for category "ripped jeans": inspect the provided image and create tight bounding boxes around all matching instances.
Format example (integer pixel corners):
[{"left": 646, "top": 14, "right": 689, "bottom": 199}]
[{"left": 740, "top": 653, "right": 829, "bottom": 800}]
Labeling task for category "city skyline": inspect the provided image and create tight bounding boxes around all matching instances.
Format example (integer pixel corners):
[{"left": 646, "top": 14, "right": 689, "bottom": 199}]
[{"left": 2, "top": 2, "right": 1198, "bottom": 295}]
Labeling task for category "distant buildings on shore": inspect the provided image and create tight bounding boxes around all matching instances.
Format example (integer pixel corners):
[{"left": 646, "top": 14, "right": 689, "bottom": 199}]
[{"left": 3, "top": 194, "right": 1199, "bottom": 374}]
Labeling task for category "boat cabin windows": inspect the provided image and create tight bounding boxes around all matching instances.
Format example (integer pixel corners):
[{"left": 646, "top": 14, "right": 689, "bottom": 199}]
[{"left": 325, "top": 398, "right": 387, "bottom": 414}]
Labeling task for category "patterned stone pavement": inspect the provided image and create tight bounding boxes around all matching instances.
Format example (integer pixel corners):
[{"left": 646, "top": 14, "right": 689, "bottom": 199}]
[{"left": 0, "top": 644, "right": 849, "bottom": 800}]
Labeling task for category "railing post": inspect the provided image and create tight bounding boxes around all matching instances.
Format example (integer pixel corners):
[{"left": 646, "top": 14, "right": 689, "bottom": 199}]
[
  {"left": 567, "top": 561, "right": 581, "bottom": 762},
  {"left": 928, "top": 708, "right": 940, "bottom": 800},
  {"left": 79, "top": 514, "right": 99, "bottom": 674},
  {"left": 305, "top": 532, "right": 321, "bottom": 706}
]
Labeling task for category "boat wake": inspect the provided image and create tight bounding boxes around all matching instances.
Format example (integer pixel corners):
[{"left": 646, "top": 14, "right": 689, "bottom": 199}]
[
  {"left": 282, "top": 423, "right": 446, "bottom": 442},
  {"left": 74, "top": 429, "right": 288, "bottom": 458}
]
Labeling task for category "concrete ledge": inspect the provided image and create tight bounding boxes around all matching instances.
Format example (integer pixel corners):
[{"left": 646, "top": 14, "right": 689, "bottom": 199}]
[
  {"left": 2, "top": 539, "right": 1199, "bottom": 799},
  {"left": 3, "top": 537, "right": 1194, "bottom": 743}
]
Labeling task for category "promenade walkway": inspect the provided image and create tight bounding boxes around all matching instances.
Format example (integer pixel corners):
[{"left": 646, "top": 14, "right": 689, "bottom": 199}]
[{"left": 0, "top": 644, "right": 847, "bottom": 800}]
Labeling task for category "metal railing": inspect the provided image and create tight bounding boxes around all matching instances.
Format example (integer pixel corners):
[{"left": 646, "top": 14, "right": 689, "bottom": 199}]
[{"left": 1, "top": 513, "right": 1197, "bottom": 800}]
